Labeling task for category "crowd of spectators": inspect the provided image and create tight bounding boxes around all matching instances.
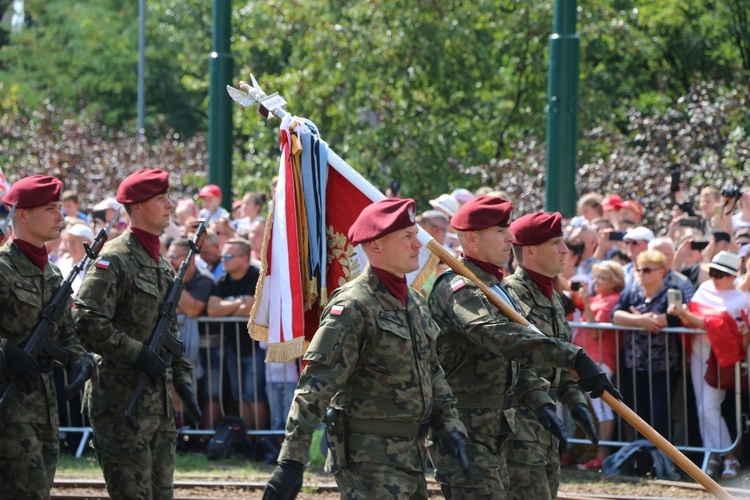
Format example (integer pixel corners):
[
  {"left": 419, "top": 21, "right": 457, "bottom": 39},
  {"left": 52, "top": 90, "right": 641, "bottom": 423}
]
[{"left": 3, "top": 178, "right": 750, "bottom": 476}]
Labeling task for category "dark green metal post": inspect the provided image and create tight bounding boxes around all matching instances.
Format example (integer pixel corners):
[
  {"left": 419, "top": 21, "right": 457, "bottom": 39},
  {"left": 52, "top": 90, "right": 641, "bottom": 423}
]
[
  {"left": 208, "top": 0, "right": 234, "bottom": 210},
  {"left": 545, "top": 0, "right": 579, "bottom": 216}
]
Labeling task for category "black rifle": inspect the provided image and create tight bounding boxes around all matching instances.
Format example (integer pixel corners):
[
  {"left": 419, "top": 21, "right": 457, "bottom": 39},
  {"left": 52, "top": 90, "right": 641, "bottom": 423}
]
[
  {"left": 0, "top": 212, "right": 118, "bottom": 420},
  {"left": 124, "top": 204, "right": 216, "bottom": 430},
  {"left": 0, "top": 203, "right": 16, "bottom": 241}
]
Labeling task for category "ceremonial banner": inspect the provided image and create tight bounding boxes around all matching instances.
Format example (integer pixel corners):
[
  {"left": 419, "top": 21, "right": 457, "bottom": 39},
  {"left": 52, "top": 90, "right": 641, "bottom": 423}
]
[{"left": 249, "top": 116, "right": 436, "bottom": 362}]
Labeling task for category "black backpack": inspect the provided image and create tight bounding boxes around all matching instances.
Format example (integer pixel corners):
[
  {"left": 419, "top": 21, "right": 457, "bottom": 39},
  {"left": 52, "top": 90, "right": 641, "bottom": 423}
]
[{"left": 206, "top": 416, "right": 247, "bottom": 460}]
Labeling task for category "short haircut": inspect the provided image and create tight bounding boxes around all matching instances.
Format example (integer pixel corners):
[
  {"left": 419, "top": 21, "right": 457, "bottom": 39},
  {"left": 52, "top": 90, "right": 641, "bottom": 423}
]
[
  {"left": 226, "top": 238, "right": 251, "bottom": 256},
  {"left": 591, "top": 217, "right": 614, "bottom": 229},
  {"left": 62, "top": 190, "right": 79, "bottom": 203},
  {"left": 577, "top": 192, "right": 603, "bottom": 210},
  {"left": 169, "top": 238, "right": 192, "bottom": 253}
]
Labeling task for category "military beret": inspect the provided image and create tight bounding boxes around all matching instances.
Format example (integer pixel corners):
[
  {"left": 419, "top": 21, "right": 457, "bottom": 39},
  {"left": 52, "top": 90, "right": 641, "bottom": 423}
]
[
  {"left": 510, "top": 211, "right": 563, "bottom": 246},
  {"left": 348, "top": 198, "right": 417, "bottom": 245},
  {"left": 2, "top": 175, "right": 63, "bottom": 208},
  {"left": 451, "top": 195, "right": 513, "bottom": 231},
  {"left": 116, "top": 169, "right": 170, "bottom": 205}
]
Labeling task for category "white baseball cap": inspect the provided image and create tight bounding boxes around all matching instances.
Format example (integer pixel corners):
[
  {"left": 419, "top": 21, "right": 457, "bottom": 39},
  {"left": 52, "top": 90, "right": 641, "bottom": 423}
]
[{"left": 66, "top": 223, "right": 95, "bottom": 243}]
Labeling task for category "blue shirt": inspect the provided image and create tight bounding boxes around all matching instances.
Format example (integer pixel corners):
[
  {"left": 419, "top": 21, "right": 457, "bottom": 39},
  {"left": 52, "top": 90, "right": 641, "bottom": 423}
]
[{"left": 614, "top": 281, "right": 687, "bottom": 372}]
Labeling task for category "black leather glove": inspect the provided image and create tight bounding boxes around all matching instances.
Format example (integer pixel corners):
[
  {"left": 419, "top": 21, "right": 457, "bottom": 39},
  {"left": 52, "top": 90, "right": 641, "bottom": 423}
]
[
  {"left": 536, "top": 403, "right": 568, "bottom": 453},
  {"left": 176, "top": 382, "right": 203, "bottom": 425},
  {"left": 442, "top": 430, "right": 471, "bottom": 478},
  {"left": 575, "top": 350, "right": 622, "bottom": 400},
  {"left": 5, "top": 340, "right": 40, "bottom": 391},
  {"left": 263, "top": 459, "right": 304, "bottom": 500},
  {"left": 136, "top": 344, "right": 168, "bottom": 382},
  {"left": 62, "top": 357, "right": 93, "bottom": 400},
  {"left": 570, "top": 403, "right": 599, "bottom": 445}
]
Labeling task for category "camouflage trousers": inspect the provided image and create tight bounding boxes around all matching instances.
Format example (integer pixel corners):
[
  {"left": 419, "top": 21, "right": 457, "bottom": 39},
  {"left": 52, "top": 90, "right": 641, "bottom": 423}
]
[
  {"left": 505, "top": 438, "right": 560, "bottom": 500},
  {"left": 430, "top": 436, "right": 509, "bottom": 499},
  {"left": 0, "top": 422, "right": 58, "bottom": 500},
  {"left": 90, "top": 412, "right": 177, "bottom": 500},
  {"left": 334, "top": 462, "right": 428, "bottom": 499}
]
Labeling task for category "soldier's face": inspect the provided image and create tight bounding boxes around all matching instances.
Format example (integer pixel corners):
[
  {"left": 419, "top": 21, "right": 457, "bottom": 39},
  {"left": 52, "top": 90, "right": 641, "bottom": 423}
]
[
  {"left": 530, "top": 236, "right": 568, "bottom": 277},
  {"left": 21, "top": 202, "right": 65, "bottom": 243},
  {"left": 134, "top": 193, "right": 174, "bottom": 233},
  {"left": 473, "top": 226, "right": 515, "bottom": 267},
  {"left": 372, "top": 227, "right": 422, "bottom": 277}
]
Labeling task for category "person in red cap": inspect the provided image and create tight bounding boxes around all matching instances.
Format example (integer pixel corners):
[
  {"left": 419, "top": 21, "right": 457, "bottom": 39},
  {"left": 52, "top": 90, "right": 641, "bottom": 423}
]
[
  {"left": 427, "top": 197, "right": 614, "bottom": 499},
  {"left": 503, "top": 211, "right": 617, "bottom": 500},
  {"left": 75, "top": 169, "right": 201, "bottom": 499},
  {"left": 0, "top": 175, "right": 91, "bottom": 499},
  {"left": 197, "top": 183, "right": 229, "bottom": 223},
  {"left": 265, "top": 198, "right": 470, "bottom": 499}
]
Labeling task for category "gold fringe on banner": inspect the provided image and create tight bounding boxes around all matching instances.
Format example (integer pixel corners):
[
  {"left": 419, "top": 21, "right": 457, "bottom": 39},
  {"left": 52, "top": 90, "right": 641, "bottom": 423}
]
[
  {"left": 247, "top": 199, "right": 276, "bottom": 343},
  {"left": 266, "top": 336, "right": 309, "bottom": 362},
  {"left": 411, "top": 252, "right": 439, "bottom": 293}
]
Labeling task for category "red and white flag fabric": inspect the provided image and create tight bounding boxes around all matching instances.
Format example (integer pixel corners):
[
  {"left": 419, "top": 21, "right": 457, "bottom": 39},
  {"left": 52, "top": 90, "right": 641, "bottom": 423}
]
[{"left": 248, "top": 115, "right": 437, "bottom": 361}]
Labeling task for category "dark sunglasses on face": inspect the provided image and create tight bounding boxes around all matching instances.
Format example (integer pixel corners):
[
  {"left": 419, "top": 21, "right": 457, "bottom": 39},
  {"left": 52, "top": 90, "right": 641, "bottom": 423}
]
[
  {"left": 709, "top": 269, "right": 730, "bottom": 279},
  {"left": 636, "top": 267, "right": 657, "bottom": 275},
  {"left": 221, "top": 253, "right": 238, "bottom": 261}
]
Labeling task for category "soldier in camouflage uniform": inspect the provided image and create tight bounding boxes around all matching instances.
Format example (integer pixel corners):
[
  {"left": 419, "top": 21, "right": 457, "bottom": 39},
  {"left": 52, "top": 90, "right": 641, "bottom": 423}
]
[
  {"left": 75, "top": 169, "right": 201, "bottom": 500},
  {"left": 0, "top": 176, "right": 91, "bottom": 500},
  {"left": 428, "top": 196, "right": 615, "bottom": 499},
  {"left": 264, "top": 198, "right": 470, "bottom": 500},
  {"left": 504, "top": 212, "right": 610, "bottom": 500}
]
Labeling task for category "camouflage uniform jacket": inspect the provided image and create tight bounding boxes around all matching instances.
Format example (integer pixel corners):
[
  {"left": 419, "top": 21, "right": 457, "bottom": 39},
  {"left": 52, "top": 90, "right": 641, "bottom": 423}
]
[
  {"left": 0, "top": 240, "right": 87, "bottom": 426},
  {"left": 504, "top": 267, "right": 588, "bottom": 443},
  {"left": 428, "top": 259, "right": 580, "bottom": 439},
  {"left": 74, "top": 229, "right": 192, "bottom": 418},
  {"left": 278, "top": 266, "right": 465, "bottom": 472}
]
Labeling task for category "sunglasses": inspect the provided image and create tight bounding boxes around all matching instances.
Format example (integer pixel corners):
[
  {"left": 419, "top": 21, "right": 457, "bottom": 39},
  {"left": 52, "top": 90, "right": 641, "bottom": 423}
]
[
  {"left": 709, "top": 269, "right": 730, "bottom": 279},
  {"left": 636, "top": 267, "right": 658, "bottom": 275},
  {"left": 625, "top": 240, "right": 646, "bottom": 246},
  {"left": 220, "top": 254, "right": 239, "bottom": 261}
]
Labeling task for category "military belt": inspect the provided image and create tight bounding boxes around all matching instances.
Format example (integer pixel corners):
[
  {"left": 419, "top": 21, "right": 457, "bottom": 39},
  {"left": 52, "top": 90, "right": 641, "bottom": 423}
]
[
  {"left": 454, "top": 393, "right": 513, "bottom": 410},
  {"left": 348, "top": 418, "right": 431, "bottom": 438}
]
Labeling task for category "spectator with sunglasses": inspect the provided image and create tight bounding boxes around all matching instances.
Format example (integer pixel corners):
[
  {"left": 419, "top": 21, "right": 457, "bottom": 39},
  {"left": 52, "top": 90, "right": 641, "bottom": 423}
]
[
  {"left": 613, "top": 250, "right": 685, "bottom": 438},
  {"left": 621, "top": 226, "right": 655, "bottom": 290},
  {"left": 668, "top": 251, "right": 749, "bottom": 478},
  {"left": 206, "top": 238, "right": 267, "bottom": 431}
]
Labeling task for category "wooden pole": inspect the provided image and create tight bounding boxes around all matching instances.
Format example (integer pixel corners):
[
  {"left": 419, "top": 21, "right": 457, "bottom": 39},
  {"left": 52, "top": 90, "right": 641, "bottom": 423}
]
[{"left": 425, "top": 240, "right": 733, "bottom": 500}]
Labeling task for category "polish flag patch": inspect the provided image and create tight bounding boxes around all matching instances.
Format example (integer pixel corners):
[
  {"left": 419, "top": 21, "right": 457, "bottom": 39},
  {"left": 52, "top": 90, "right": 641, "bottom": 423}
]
[
  {"left": 95, "top": 260, "right": 110, "bottom": 270},
  {"left": 451, "top": 279, "right": 466, "bottom": 292},
  {"left": 330, "top": 305, "right": 345, "bottom": 316}
]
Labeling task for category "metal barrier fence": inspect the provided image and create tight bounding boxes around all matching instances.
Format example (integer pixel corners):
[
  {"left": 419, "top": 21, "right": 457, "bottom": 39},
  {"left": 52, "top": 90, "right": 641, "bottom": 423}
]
[
  {"left": 567, "top": 321, "right": 747, "bottom": 473},
  {"left": 56, "top": 317, "right": 748, "bottom": 472}
]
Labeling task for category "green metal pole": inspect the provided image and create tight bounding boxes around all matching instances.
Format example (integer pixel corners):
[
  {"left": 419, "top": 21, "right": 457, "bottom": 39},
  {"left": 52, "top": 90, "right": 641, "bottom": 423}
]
[
  {"left": 545, "top": 0, "right": 579, "bottom": 216},
  {"left": 208, "top": 0, "right": 234, "bottom": 211}
]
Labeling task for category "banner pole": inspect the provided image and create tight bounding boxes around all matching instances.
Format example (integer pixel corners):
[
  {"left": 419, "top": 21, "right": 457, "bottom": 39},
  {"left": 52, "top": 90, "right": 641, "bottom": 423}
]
[{"left": 229, "top": 76, "right": 732, "bottom": 499}]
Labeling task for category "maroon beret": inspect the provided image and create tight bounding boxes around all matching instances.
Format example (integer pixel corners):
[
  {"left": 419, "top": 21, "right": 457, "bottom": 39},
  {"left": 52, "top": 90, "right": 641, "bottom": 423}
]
[
  {"left": 510, "top": 211, "right": 563, "bottom": 246},
  {"left": 116, "top": 169, "right": 170, "bottom": 205},
  {"left": 348, "top": 198, "right": 417, "bottom": 245},
  {"left": 451, "top": 195, "right": 513, "bottom": 231},
  {"left": 2, "top": 175, "right": 63, "bottom": 208}
]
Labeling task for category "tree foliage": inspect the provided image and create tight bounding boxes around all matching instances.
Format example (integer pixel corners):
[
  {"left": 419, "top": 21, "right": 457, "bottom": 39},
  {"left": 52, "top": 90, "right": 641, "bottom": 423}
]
[{"left": 0, "top": 0, "right": 749, "bottom": 223}]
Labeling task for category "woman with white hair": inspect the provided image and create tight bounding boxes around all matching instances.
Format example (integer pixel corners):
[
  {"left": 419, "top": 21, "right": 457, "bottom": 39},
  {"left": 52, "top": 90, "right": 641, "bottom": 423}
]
[{"left": 669, "top": 251, "right": 750, "bottom": 478}]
